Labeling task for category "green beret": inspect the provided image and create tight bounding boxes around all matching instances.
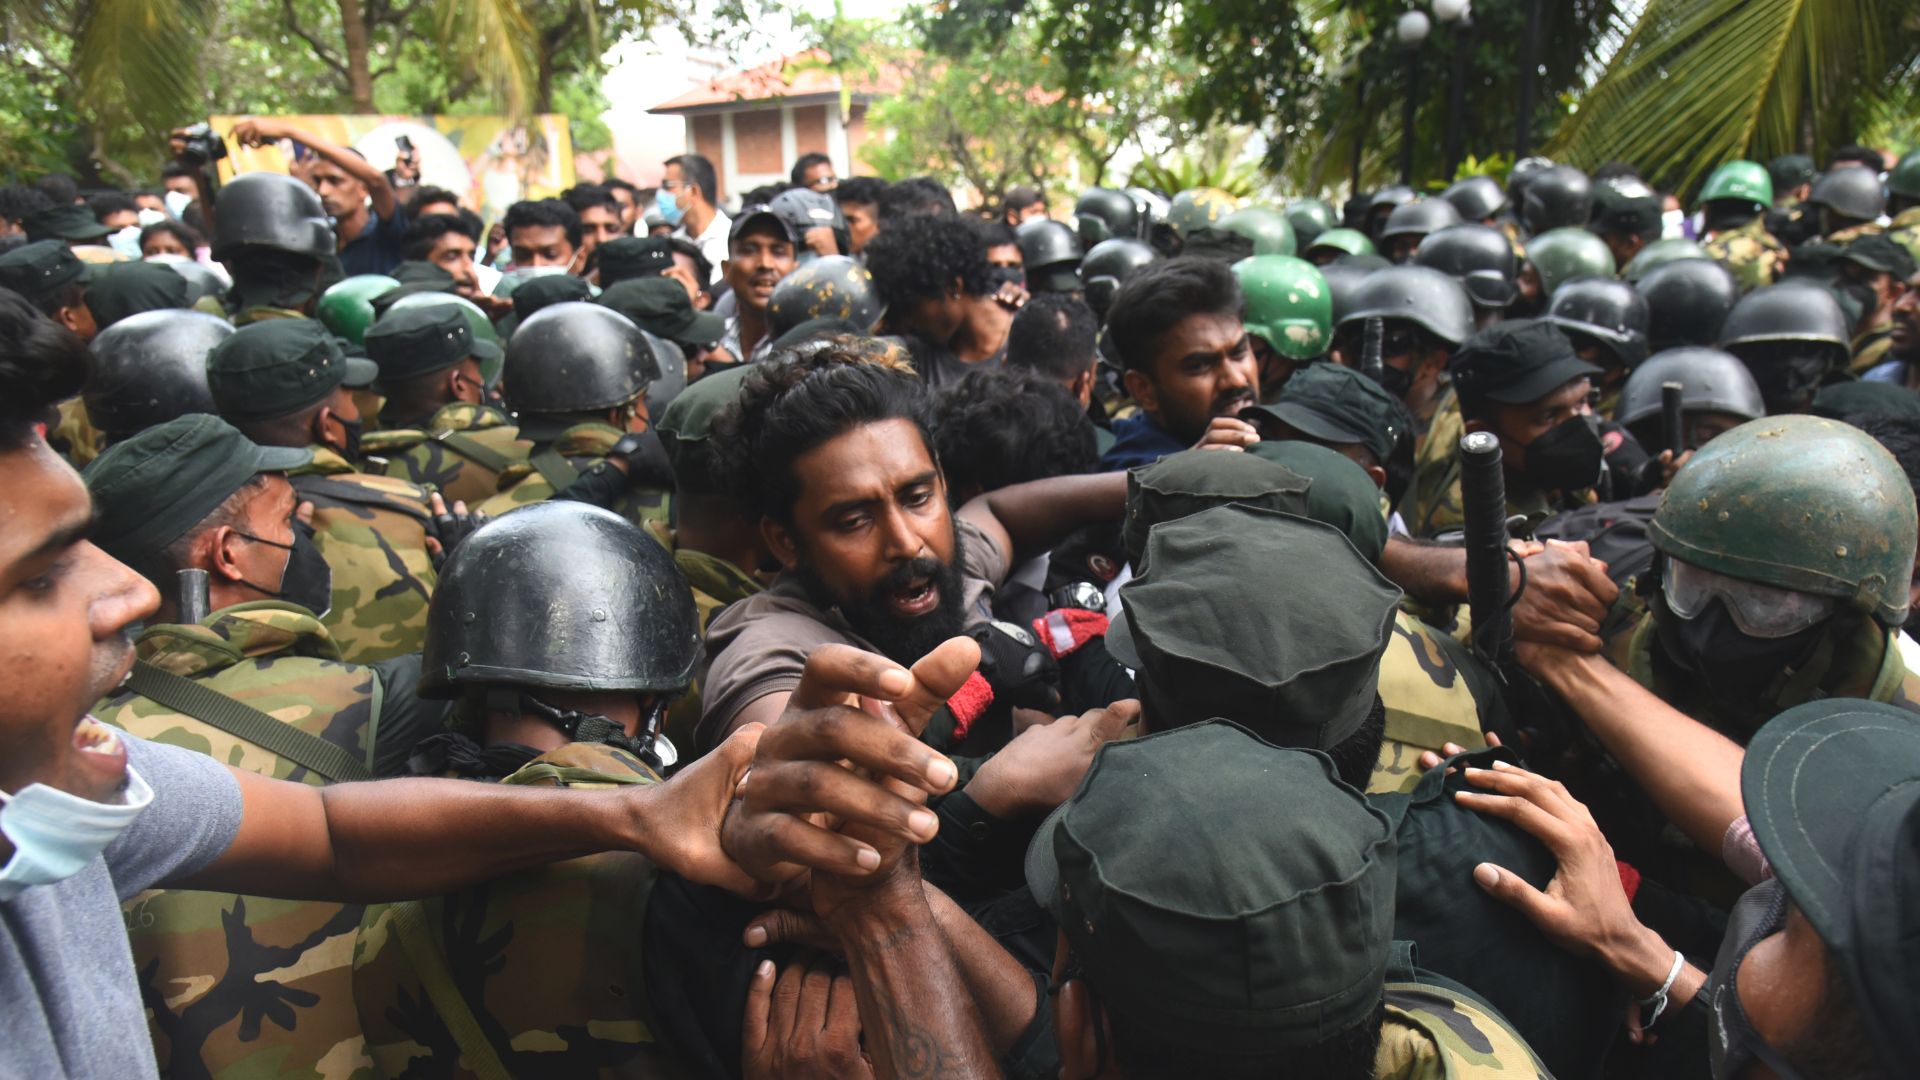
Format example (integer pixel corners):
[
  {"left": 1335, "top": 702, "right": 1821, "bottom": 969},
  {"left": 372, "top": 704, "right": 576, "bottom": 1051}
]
[
  {"left": 207, "top": 318, "right": 378, "bottom": 422},
  {"left": 0, "top": 240, "right": 89, "bottom": 303},
  {"left": 364, "top": 304, "right": 474, "bottom": 382},
  {"left": 83, "top": 414, "right": 310, "bottom": 567}
]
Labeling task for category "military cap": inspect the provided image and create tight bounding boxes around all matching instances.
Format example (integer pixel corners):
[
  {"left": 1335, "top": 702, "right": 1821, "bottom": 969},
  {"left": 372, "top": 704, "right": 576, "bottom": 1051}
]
[
  {"left": 1108, "top": 504, "right": 1400, "bottom": 748},
  {"left": 83, "top": 260, "right": 187, "bottom": 329},
  {"left": 24, "top": 204, "right": 111, "bottom": 243},
  {"left": 207, "top": 318, "right": 378, "bottom": 422},
  {"left": 1449, "top": 318, "right": 1601, "bottom": 406},
  {"left": 0, "top": 239, "right": 89, "bottom": 302},
  {"left": 1767, "top": 154, "right": 1816, "bottom": 193},
  {"left": 1120, "top": 449, "right": 1311, "bottom": 568},
  {"left": 596, "top": 277, "right": 725, "bottom": 345},
  {"left": 370, "top": 260, "right": 458, "bottom": 310},
  {"left": 1588, "top": 178, "right": 1662, "bottom": 236},
  {"left": 364, "top": 305, "right": 496, "bottom": 382},
  {"left": 511, "top": 272, "right": 594, "bottom": 322},
  {"left": 1742, "top": 699, "right": 1920, "bottom": 1076},
  {"left": 657, "top": 363, "right": 754, "bottom": 493},
  {"left": 1246, "top": 439, "right": 1389, "bottom": 566},
  {"left": 1251, "top": 363, "right": 1401, "bottom": 467},
  {"left": 83, "top": 413, "right": 311, "bottom": 567},
  {"left": 729, "top": 204, "right": 799, "bottom": 247},
  {"left": 1026, "top": 720, "right": 1396, "bottom": 1054},
  {"left": 1840, "top": 234, "right": 1918, "bottom": 279},
  {"left": 597, "top": 236, "right": 674, "bottom": 286}
]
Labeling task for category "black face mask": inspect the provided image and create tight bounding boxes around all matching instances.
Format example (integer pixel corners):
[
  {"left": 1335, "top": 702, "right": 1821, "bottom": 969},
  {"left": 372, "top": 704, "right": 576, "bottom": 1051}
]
[
  {"left": 1746, "top": 351, "right": 1830, "bottom": 411},
  {"left": 335, "top": 415, "right": 365, "bottom": 463},
  {"left": 235, "top": 520, "right": 335, "bottom": 618},
  {"left": 1374, "top": 362, "right": 1412, "bottom": 401},
  {"left": 1522, "top": 414, "right": 1604, "bottom": 492},
  {"left": 984, "top": 266, "right": 1026, "bottom": 293},
  {"left": 1654, "top": 595, "right": 1826, "bottom": 717}
]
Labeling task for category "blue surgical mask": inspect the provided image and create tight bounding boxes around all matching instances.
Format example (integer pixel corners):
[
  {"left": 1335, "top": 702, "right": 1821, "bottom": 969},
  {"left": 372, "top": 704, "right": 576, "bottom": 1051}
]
[
  {"left": 0, "top": 755, "right": 154, "bottom": 901},
  {"left": 654, "top": 187, "right": 685, "bottom": 227}
]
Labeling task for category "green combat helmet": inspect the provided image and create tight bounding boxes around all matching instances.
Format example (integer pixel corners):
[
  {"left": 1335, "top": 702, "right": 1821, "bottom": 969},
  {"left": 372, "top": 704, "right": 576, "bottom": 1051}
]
[
  {"left": 1891, "top": 150, "right": 1920, "bottom": 203},
  {"left": 1698, "top": 160, "right": 1773, "bottom": 215},
  {"left": 1305, "top": 227, "right": 1376, "bottom": 262},
  {"left": 1650, "top": 415, "right": 1918, "bottom": 628},
  {"left": 1168, "top": 187, "right": 1239, "bottom": 236},
  {"left": 1218, "top": 206, "right": 1296, "bottom": 256},
  {"left": 316, "top": 274, "right": 402, "bottom": 346},
  {"left": 380, "top": 290, "right": 504, "bottom": 386},
  {"left": 768, "top": 255, "right": 884, "bottom": 338},
  {"left": 1526, "top": 227, "right": 1616, "bottom": 298},
  {"left": 1285, "top": 199, "right": 1337, "bottom": 248},
  {"left": 1621, "top": 237, "right": 1709, "bottom": 282},
  {"left": 1234, "top": 255, "right": 1331, "bottom": 360}
]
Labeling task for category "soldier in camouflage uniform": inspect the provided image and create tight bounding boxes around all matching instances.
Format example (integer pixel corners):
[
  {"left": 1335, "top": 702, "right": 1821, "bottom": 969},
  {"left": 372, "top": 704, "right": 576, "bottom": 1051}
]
[
  {"left": 1887, "top": 150, "right": 1920, "bottom": 262},
  {"left": 355, "top": 501, "right": 702, "bottom": 1078},
  {"left": 207, "top": 319, "right": 441, "bottom": 662},
  {"left": 210, "top": 172, "right": 338, "bottom": 327},
  {"left": 1808, "top": 165, "right": 1887, "bottom": 245},
  {"left": 1698, "top": 160, "right": 1788, "bottom": 292},
  {"left": 357, "top": 305, "right": 530, "bottom": 505},
  {"left": 81, "top": 415, "right": 446, "bottom": 1078},
  {"left": 83, "top": 309, "right": 229, "bottom": 449},
  {"left": 1837, "top": 235, "right": 1917, "bottom": 374},
  {"left": 477, "top": 302, "right": 671, "bottom": 530}
]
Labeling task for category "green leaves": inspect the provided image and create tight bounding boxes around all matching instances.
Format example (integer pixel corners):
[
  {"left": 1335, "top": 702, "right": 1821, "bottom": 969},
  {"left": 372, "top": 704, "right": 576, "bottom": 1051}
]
[{"left": 72, "top": 0, "right": 215, "bottom": 144}]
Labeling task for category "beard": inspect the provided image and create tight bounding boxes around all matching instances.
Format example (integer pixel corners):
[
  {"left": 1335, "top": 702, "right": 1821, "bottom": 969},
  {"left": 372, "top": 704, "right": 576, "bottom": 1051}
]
[{"left": 794, "top": 536, "right": 968, "bottom": 667}]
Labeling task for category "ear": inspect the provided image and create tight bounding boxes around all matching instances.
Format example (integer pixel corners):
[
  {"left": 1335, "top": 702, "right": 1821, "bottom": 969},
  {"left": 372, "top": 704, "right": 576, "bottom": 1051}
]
[
  {"left": 1122, "top": 368, "right": 1159, "bottom": 416},
  {"left": 202, "top": 525, "right": 250, "bottom": 585},
  {"left": 1366, "top": 463, "right": 1388, "bottom": 491},
  {"left": 762, "top": 517, "right": 800, "bottom": 571},
  {"left": 1071, "top": 367, "right": 1096, "bottom": 401},
  {"left": 55, "top": 305, "right": 88, "bottom": 335},
  {"left": 311, "top": 406, "right": 338, "bottom": 449}
]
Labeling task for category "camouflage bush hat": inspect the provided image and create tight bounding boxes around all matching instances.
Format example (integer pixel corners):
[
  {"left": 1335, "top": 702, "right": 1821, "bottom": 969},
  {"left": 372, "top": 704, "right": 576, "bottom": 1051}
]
[
  {"left": 1108, "top": 503, "right": 1400, "bottom": 747},
  {"left": 83, "top": 413, "right": 310, "bottom": 568},
  {"left": 24, "top": 204, "right": 110, "bottom": 243},
  {"left": 1026, "top": 720, "right": 1395, "bottom": 1054},
  {"left": 596, "top": 236, "right": 673, "bottom": 286},
  {"left": 365, "top": 304, "right": 498, "bottom": 383},
  {"left": 511, "top": 273, "right": 594, "bottom": 322},
  {"left": 597, "top": 277, "right": 725, "bottom": 346},
  {"left": 207, "top": 318, "right": 378, "bottom": 422}
]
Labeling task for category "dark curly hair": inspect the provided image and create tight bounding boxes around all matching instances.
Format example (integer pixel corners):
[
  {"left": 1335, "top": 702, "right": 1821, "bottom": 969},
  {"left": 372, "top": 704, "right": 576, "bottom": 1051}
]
[
  {"left": 880, "top": 177, "right": 957, "bottom": 219},
  {"left": 862, "top": 214, "right": 994, "bottom": 311},
  {"left": 1107, "top": 256, "right": 1243, "bottom": 373},
  {"left": 0, "top": 287, "right": 87, "bottom": 448},
  {"left": 503, "top": 198, "right": 582, "bottom": 249},
  {"left": 932, "top": 367, "right": 1097, "bottom": 501},
  {"left": 712, "top": 339, "right": 936, "bottom": 521}
]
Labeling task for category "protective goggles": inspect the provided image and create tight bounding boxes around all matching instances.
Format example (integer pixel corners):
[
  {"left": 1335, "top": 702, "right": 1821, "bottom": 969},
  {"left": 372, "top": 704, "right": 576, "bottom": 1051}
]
[{"left": 1663, "top": 557, "right": 1837, "bottom": 639}]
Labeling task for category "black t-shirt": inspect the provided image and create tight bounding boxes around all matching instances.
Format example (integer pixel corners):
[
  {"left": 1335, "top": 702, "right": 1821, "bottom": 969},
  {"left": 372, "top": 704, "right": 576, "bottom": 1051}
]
[{"left": 338, "top": 207, "right": 410, "bottom": 277}]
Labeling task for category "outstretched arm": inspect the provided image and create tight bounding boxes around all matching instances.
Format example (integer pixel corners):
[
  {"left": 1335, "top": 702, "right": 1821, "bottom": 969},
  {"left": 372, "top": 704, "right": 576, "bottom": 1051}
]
[
  {"left": 230, "top": 117, "right": 397, "bottom": 219},
  {"left": 958, "top": 471, "right": 1127, "bottom": 570}
]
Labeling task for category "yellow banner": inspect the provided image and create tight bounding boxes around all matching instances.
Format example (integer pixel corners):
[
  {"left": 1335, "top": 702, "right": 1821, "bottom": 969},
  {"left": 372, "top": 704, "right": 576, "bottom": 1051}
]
[{"left": 209, "top": 115, "right": 575, "bottom": 225}]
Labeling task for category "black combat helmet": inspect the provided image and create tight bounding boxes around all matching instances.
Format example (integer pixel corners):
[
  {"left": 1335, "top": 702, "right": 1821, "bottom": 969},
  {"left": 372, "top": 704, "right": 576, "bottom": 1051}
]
[
  {"left": 1636, "top": 258, "right": 1738, "bottom": 352},
  {"left": 1520, "top": 165, "right": 1594, "bottom": 235},
  {"left": 85, "top": 310, "right": 231, "bottom": 440},
  {"left": 211, "top": 172, "right": 336, "bottom": 263},
  {"left": 1335, "top": 265, "right": 1475, "bottom": 347},
  {"left": 1018, "top": 218, "right": 1086, "bottom": 293},
  {"left": 1441, "top": 175, "right": 1507, "bottom": 222},
  {"left": 1618, "top": 347, "right": 1765, "bottom": 433},
  {"left": 1414, "top": 224, "right": 1518, "bottom": 311},
  {"left": 1079, "top": 238, "right": 1158, "bottom": 320},
  {"left": 502, "top": 301, "right": 660, "bottom": 416},
  {"left": 1547, "top": 278, "right": 1651, "bottom": 369},
  {"left": 1075, "top": 187, "right": 1140, "bottom": 247}
]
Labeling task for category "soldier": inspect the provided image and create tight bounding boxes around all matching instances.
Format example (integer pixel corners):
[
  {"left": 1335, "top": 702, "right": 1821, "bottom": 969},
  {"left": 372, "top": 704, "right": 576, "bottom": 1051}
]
[
  {"left": 1697, "top": 160, "right": 1787, "bottom": 291},
  {"left": 1413, "top": 223, "right": 1519, "bottom": 329},
  {"left": 0, "top": 239, "right": 96, "bottom": 341},
  {"left": 1077, "top": 237, "right": 1157, "bottom": 323},
  {"left": 765, "top": 255, "right": 884, "bottom": 342},
  {"left": 1166, "top": 187, "right": 1238, "bottom": 238},
  {"left": 1217, "top": 205, "right": 1296, "bottom": 257},
  {"left": 1809, "top": 165, "right": 1887, "bottom": 244},
  {"left": 1888, "top": 149, "right": 1920, "bottom": 261},
  {"left": 207, "top": 319, "right": 442, "bottom": 662},
  {"left": 1717, "top": 282, "right": 1852, "bottom": 413},
  {"left": 1363, "top": 184, "right": 1416, "bottom": 241},
  {"left": 1588, "top": 177, "right": 1664, "bottom": 272},
  {"left": 1616, "top": 347, "right": 1765, "bottom": 457},
  {"left": 1250, "top": 363, "right": 1410, "bottom": 506},
  {"left": 1619, "top": 236, "right": 1710, "bottom": 283},
  {"left": 355, "top": 500, "right": 703, "bottom": 1077},
  {"left": 1409, "top": 319, "right": 1606, "bottom": 538},
  {"left": 1441, "top": 174, "right": 1508, "bottom": 228},
  {"left": 1378, "top": 199, "right": 1462, "bottom": 264},
  {"left": 358, "top": 305, "right": 530, "bottom": 506},
  {"left": 1626, "top": 415, "right": 1920, "bottom": 736},
  {"left": 1305, "top": 227, "right": 1378, "bottom": 266},
  {"left": 1635, "top": 257, "right": 1739, "bottom": 352},
  {"left": 1331, "top": 265, "right": 1474, "bottom": 451},
  {"left": 83, "top": 309, "right": 229, "bottom": 446},
  {"left": 597, "top": 275, "right": 731, "bottom": 384},
  {"left": 1546, "top": 277, "right": 1651, "bottom": 414},
  {"left": 1518, "top": 163, "right": 1593, "bottom": 236},
  {"left": 210, "top": 172, "right": 337, "bottom": 326},
  {"left": 83, "top": 415, "right": 446, "bottom": 1077},
  {"left": 1074, "top": 187, "right": 1141, "bottom": 247},
  {"left": 1232, "top": 254, "right": 1330, "bottom": 400},
  {"left": 1837, "top": 234, "right": 1915, "bottom": 373},
  {"left": 477, "top": 302, "right": 670, "bottom": 531},
  {"left": 1517, "top": 227, "right": 1614, "bottom": 315},
  {"left": 1016, "top": 217, "right": 1085, "bottom": 293},
  {"left": 81, "top": 260, "right": 192, "bottom": 331},
  {"left": 1285, "top": 197, "right": 1337, "bottom": 250},
  {"left": 594, "top": 235, "right": 674, "bottom": 288}
]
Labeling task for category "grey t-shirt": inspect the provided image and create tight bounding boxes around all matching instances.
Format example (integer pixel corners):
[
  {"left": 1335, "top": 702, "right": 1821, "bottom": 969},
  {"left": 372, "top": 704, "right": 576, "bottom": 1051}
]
[{"left": 1, "top": 733, "right": 244, "bottom": 1078}]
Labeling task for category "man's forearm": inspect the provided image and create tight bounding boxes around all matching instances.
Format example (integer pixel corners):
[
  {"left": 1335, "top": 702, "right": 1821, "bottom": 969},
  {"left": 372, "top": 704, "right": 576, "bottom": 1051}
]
[
  {"left": 1381, "top": 536, "right": 1468, "bottom": 603},
  {"left": 964, "top": 472, "right": 1127, "bottom": 567},
  {"left": 834, "top": 882, "right": 999, "bottom": 1079},
  {"left": 926, "top": 884, "right": 1038, "bottom": 1055},
  {"left": 277, "top": 121, "right": 394, "bottom": 210}
]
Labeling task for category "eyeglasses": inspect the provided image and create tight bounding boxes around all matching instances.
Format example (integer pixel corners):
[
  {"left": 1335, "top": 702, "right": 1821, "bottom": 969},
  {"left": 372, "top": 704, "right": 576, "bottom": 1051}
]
[
  {"left": 808, "top": 177, "right": 839, "bottom": 192},
  {"left": 1662, "top": 557, "right": 1837, "bottom": 639},
  {"left": 660, "top": 179, "right": 687, "bottom": 191}
]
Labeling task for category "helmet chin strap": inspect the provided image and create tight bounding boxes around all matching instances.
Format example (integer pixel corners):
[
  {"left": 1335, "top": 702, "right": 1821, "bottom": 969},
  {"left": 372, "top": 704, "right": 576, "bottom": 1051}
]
[{"left": 509, "top": 691, "right": 677, "bottom": 770}]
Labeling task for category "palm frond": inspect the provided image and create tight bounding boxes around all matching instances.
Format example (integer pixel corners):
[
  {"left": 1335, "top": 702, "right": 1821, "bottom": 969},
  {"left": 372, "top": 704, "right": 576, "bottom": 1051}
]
[
  {"left": 72, "top": 0, "right": 214, "bottom": 140},
  {"left": 436, "top": 0, "right": 539, "bottom": 120}
]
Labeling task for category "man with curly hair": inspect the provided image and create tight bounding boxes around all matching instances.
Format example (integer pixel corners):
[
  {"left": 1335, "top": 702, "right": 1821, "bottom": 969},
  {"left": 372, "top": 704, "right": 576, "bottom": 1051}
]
[{"left": 864, "top": 214, "right": 1016, "bottom": 386}]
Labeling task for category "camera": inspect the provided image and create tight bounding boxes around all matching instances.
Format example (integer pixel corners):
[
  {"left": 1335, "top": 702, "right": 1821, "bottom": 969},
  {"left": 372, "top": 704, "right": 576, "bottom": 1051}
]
[{"left": 175, "top": 123, "right": 229, "bottom": 167}]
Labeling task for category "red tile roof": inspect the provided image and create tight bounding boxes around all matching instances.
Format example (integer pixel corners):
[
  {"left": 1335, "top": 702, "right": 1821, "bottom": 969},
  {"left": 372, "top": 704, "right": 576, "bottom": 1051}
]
[{"left": 649, "top": 50, "right": 904, "bottom": 114}]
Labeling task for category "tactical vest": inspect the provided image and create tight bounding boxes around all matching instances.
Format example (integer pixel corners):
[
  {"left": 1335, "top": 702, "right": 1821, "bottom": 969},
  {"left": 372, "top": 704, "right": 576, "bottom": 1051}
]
[
  {"left": 292, "top": 447, "right": 439, "bottom": 663},
  {"left": 476, "top": 420, "right": 672, "bottom": 531},
  {"left": 354, "top": 742, "right": 675, "bottom": 1080},
  {"left": 1888, "top": 206, "right": 1920, "bottom": 262},
  {"left": 363, "top": 403, "right": 532, "bottom": 506},
  {"left": 98, "top": 602, "right": 384, "bottom": 1079}
]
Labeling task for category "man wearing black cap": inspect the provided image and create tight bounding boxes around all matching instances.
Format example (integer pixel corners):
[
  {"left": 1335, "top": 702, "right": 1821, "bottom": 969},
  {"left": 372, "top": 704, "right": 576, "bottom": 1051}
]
[
  {"left": 1839, "top": 235, "right": 1916, "bottom": 373},
  {"left": 0, "top": 239, "right": 95, "bottom": 340},
  {"left": 358, "top": 306, "right": 529, "bottom": 506},
  {"left": 1589, "top": 178, "right": 1665, "bottom": 271},
  {"left": 1409, "top": 319, "right": 1608, "bottom": 538},
  {"left": 23, "top": 203, "right": 116, "bottom": 263},
  {"left": 1251, "top": 361, "right": 1409, "bottom": 499},
  {"left": 716, "top": 205, "right": 797, "bottom": 365},
  {"left": 81, "top": 414, "right": 448, "bottom": 1076},
  {"left": 207, "top": 319, "right": 442, "bottom": 663},
  {"left": 595, "top": 235, "right": 674, "bottom": 288}
]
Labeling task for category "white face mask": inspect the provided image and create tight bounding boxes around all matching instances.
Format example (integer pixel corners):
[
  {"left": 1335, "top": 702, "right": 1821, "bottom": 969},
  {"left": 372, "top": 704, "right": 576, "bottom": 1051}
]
[
  {"left": 107, "top": 225, "right": 143, "bottom": 260},
  {"left": 0, "top": 762, "right": 153, "bottom": 902},
  {"left": 163, "top": 190, "right": 194, "bottom": 219}
]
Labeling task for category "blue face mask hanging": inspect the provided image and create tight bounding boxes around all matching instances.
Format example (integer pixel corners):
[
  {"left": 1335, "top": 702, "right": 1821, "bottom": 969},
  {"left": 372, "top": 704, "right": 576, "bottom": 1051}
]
[{"left": 0, "top": 761, "right": 154, "bottom": 901}]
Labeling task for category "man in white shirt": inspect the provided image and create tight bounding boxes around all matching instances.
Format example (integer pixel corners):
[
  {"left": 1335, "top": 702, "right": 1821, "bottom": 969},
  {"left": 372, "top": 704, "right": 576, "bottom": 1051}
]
[{"left": 662, "top": 153, "right": 730, "bottom": 288}]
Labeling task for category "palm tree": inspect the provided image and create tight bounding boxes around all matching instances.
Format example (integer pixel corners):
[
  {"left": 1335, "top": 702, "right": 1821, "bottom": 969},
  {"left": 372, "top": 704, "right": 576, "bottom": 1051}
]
[{"left": 1548, "top": 0, "right": 1920, "bottom": 194}]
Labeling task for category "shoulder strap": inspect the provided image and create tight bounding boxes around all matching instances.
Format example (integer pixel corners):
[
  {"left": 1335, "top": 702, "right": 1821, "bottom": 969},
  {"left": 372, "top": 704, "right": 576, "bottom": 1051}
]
[
  {"left": 530, "top": 446, "right": 580, "bottom": 492},
  {"left": 291, "top": 474, "right": 434, "bottom": 526},
  {"left": 389, "top": 901, "right": 514, "bottom": 1080},
  {"left": 125, "top": 660, "right": 374, "bottom": 783},
  {"left": 433, "top": 429, "right": 516, "bottom": 474}
]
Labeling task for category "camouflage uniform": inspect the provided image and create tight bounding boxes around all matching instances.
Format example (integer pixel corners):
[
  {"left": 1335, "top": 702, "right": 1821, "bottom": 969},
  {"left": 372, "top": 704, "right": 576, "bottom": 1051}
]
[
  {"left": 1369, "top": 612, "right": 1497, "bottom": 794},
  {"left": 1853, "top": 324, "right": 1896, "bottom": 375},
  {"left": 353, "top": 742, "right": 679, "bottom": 1079},
  {"left": 476, "top": 421, "right": 672, "bottom": 532},
  {"left": 50, "top": 396, "right": 104, "bottom": 468},
  {"left": 1702, "top": 216, "right": 1786, "bottom": 292},
  {"left": 292, "top": 446, "right": 440, "bottom": 663},
  {"left": 1888, "top": 206, "right": 1920, "bottom": 263},
  {"left": 362, "top": 403, "right": 532, "bottom": 507},
  {"left": 1407, "top": 444, "right": 1557, "bottom": 540},
  {"left": 1375, "top": 980, "right": 1552, "bottom": 1079},
  {"left": 663, "top": 545, "right": 765, "bottom": 754},
  {"left": 97, "top": 601, "right": 438, "bottom": 1080}
]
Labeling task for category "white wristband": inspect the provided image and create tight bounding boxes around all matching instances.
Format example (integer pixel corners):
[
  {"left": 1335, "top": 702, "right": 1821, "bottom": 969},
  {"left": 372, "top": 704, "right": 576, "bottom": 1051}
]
[{"left": 1637, "top": 949, "right": 1686, "bottom": 1028}]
